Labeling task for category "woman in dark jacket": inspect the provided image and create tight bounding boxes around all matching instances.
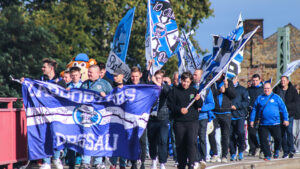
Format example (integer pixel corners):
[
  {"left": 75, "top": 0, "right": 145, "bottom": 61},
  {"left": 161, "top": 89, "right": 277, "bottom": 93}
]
[{"left": 167, "top": 72, "right": 203, "bottom": 169}]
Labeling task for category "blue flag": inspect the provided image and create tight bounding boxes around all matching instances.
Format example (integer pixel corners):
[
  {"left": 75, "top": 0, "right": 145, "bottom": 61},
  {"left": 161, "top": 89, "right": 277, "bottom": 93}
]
[
  {"left": 226, "top": 14, "right": 244, "bottom": 78},
  {"left": 22, "top": 79, "right": 160, "bottom": 160},
  {"left": 146, "top": 0, "right": 180, "bottom": 74},
  {"left": 112, "top": 7, "right": 135, "bottom": 62}
]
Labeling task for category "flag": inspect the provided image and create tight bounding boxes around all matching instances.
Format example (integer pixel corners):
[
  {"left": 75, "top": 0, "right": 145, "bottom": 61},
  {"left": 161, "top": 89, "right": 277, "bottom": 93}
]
[
  {"left": 181, "top": 30, "right": 203, "bottom": 73},
  {"left": 226, "top": 14, "right": 244, "bottom": 79},
  {"left": 146, "top": 0, "right": 180, "bottom": 74},
  {"left": 176, "top": 43, "right": 186, "bottom": 76},
  {"left": 106, "top": 51, "right": 131, "bottom": 81},
  {"left": 22, "top": 79, "right": 160, "bottom": 160},
  {"left": 264, "top": 77, "right": 272, "bottom": 84},
  {"left": 199, "top": 26, "right": 259, "bottom": 92},
  {"left": 112, "top": 7, "right": 135, "bottom": 62},
  {"left": 282, "top": 59, "right": 300, "bottom": 77}
]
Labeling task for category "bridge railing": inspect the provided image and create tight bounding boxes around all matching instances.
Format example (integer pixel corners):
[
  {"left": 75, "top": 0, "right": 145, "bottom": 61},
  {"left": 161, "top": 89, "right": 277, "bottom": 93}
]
[{"left": 0, "top": 98, "right": 27, "bottom": 169}]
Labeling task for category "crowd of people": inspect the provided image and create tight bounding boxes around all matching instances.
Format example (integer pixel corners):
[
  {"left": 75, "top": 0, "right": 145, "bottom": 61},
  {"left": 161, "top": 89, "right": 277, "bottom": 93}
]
[{"left": 22, "top": 58, "right": 300, "bottom": 169}]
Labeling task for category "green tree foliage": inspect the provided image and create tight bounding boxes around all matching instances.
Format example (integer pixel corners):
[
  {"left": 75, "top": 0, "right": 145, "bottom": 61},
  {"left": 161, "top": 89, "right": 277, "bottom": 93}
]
[
  {"left": 0, "top": 5, "right": 56, "bottom": 97},
  {"left": 0, "top": 0, "right": 213, "bottom": 97}
]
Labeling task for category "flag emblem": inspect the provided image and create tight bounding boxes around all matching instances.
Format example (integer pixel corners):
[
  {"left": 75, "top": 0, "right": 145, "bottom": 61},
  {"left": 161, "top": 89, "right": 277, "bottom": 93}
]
[{"left": 73, "top": 105, "right": 103, "bottom": 127}]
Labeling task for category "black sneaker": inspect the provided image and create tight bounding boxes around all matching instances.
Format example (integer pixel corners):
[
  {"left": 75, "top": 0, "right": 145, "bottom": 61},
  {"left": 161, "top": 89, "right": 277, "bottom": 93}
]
[
  {"left": 282, "top": 154, "right": 289, "bottom": 158},
  {"left": 289, "top": 153, "right": 294, "bottom": 158}
]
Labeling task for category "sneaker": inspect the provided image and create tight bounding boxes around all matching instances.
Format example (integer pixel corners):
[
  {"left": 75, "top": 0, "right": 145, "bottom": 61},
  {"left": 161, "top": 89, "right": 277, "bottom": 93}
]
[
  {"left": 259, "top": 152, "right": 264, "bottom": 159},
  {"left": 173, "top": 161, "right": 178, "bottom": 167},
  {"left": 80, "top": 163, "right": 91, "bottom": 169},
  {"left": 193, "top": 162, "right": 199, "bottom": 169},
  {"left": 200, "top": 161, "right": 206, "bottom": 169},
  {"left": 109, "top": 165, "right": 116, "bottom": 169},
  {"left": 127, "top": 160, "right": 132, "bottom": 167},
  {"left": 264, "top": 157, "right": 271, "bottom": 161},
  {"left": 230, "top": 154, "right": 236, "bottom": 161},
  {"left": 255, "top": 148, "right": 260, "bottom": 157},
  {"left": 289, "top": 153, "right": 294, "bottom": 158},
  {"left": 160, "top": 163, "right": 166, "bottom": 169},
  {"left": 210, "top": 155, "right": 219, "bottom": 163},
  {"left": 273, "top": 150, "right": 279, "bottom": 159},
  {"left": 206, "top": 157, "right": 210, "bottom": 162},
  {"left": 140, "top": 163, "right": 145, "bottom": 169},
  {"left": 39, "top": 163, "right": 51, "bottom": 169},
  {"left": 221, "top": 157, "right": 228, "bottom": 163},
  {"left": 95, "top": 164, "right": 106, "bottom": 169},
  {"left": 53, "top": 159, "right": 63, "bottom": 169},
  {"left": 282, "top": 153, "right": 289, "bottom": 158},
  {"left": 150, "top": 159, "right": 157, "bottom": 169},
  {"left": 238, "top": 152, "right": 244, "bottom": 161}
]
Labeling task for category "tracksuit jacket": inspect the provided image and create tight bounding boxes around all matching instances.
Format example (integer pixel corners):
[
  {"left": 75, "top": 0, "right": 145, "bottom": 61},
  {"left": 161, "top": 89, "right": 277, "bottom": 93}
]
[
  {"left": 250, "top": 92, "right": 289, "bottom": 125},
  {"left": 231, "top": 83, "right": 249, "bottom": 119}
]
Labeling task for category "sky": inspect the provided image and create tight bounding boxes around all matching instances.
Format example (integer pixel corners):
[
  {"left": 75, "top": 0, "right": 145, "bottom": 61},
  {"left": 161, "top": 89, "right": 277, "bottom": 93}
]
[{"left": 195, "top": 0, "right": 300, "bottom": 53}]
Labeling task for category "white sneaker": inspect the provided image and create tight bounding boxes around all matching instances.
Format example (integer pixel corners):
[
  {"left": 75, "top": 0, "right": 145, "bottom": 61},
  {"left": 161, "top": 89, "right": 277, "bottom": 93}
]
[
  {"left": 160, "top": 163, "right": 166, "bottom": 169},
  {"left": 53, "top": 159, "right": 63, "bottom": 169},
  {"left": 39, "top": 163, "right": 51, "bottom": 169},
  {"left": 193, "top": 162, "right": 199, "bottom": 169},
  {"left": 221, "top": 157, "right": 228, "bottom": 163},
  {"left": 150, "top": 159, "right": 157, "bottom": 169},
  {"left": 200, "top": 161, "right": 206, "bottom": 169},
  {"left": 210, "top": 155, "right": 220, "bottom": 163}
]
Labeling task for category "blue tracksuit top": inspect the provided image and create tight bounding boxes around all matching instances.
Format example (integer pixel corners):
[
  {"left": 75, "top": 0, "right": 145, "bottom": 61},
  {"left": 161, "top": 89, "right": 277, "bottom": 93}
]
[
  {"left": 193, "top": 83, "right": 215, "bottom": 120},
  {"left": 250, "top": 92, "right": 289, "bottom": 125}
]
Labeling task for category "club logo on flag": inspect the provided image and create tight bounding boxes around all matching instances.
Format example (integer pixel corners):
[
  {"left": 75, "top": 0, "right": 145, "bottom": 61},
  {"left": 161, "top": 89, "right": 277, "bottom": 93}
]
[{"left": 73, "top": 105, "right": 103, "bottom": 127}]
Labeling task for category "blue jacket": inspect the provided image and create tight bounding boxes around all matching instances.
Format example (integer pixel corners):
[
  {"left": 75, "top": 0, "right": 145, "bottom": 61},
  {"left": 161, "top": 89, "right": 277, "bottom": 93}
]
[
  {"left": 81, "top": 78, "right": 113, "bottom": 94},
  {"left": 232, "top": 83, "right": 249, "bottom": 119},
  {"left": 250, "top": 92, "right": 289, "bottom": 125},
  {"left": 199, "top": 89, "right": 215, "bottom": 120}
]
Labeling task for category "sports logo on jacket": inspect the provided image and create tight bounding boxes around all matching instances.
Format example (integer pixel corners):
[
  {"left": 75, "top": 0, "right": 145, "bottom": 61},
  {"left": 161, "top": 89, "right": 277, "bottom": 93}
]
[{"left": 73, "top": 105, "right": 102, "bottom": 127}]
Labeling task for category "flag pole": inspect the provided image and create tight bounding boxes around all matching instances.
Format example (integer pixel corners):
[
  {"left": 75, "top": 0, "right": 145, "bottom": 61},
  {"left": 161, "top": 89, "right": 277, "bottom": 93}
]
[
  {"left": 147, "top": 0, "right": 154, "bottom": 75},
  {"left": 183, "top": 31, "right": 197, "bottom": 70}
]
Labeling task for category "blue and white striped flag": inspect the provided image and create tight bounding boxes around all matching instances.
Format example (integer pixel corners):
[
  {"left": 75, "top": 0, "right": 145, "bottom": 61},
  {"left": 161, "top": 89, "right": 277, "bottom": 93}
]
[
  {"left": 199, "top": 26, "right": 259, "bottom": 92},
  {"left": 226, "top": 14, "right": 244, "bottom": 79},
  {"left": 22, "top": 79, "right": 160, "bottom": 160},
  {"left": 145, "top": 0, "right": 180, "bottom": 74}
]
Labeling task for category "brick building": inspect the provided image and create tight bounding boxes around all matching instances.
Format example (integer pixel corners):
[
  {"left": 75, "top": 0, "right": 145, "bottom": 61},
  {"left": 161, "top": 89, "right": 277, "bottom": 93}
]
[{"left": 239, "top": 19, "right": 300, "bottom": 88}]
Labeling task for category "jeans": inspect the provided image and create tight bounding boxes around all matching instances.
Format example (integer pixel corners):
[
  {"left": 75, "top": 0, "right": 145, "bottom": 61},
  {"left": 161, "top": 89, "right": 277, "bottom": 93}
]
[
  {"left": 281, "top": 117, "right": 295, "bottom": 154},
  {"left": 174, "top": 121, "right": 198, "bottom": 169},
  {"left": 147, "top": 119, "right": 169, "bottom": 163},
  {"left": 196, "top": 119, "right": 208, "bottom": 162},
  {"left": 110, "top": 157, "right": 126, "bottom": 167},
  {"left": 230, "top": 118, "right": 245, "bottom": 155},
  {"left": 43, "top": 150, "right": 61, "bottom": 164},
  {"left": 169, "top": 120, "right": 177, "bottom": 161},
  {"left": 293, "top": 119, "right": 300, "bottom": 152},
  {"left": 258, "top": 125, "right": 281, "bottom": 157},
  {"left": 81, "top": 155, "right": 103, "bottom": 165}
]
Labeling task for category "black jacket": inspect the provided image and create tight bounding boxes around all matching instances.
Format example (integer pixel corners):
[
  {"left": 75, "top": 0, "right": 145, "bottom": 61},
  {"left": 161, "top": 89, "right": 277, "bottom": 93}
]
[
  {"left": 247, "top": 84, "right": 264, "bottom": 111},
  {"left": 167, "top": 85, "right": 203, "bottom": 122},
  {"left": 150, "top": 83, "right": 171, "bottom": 121},
  {"left": 211, "top": 80, "right": 236, "bottom": 112},
  {"left": 232, "top": 83, "right": 249, "bottom": 118},
  {"left": 296, "top": 94, "right": 300, "bottom": 119},
  {"left": 273, "top": 82, "right": 299, "bottom": 118}
]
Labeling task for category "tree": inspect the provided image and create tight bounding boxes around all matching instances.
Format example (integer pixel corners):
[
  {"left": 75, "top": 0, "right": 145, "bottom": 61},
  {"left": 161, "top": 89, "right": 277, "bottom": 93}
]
[{"left": 0, "top": 5, "right": 56, "bottom": 98}]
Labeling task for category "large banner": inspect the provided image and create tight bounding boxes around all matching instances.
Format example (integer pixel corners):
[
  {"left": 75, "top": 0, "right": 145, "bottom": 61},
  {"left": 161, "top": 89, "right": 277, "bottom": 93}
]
[
  {"left": 145, "top": 0, "right": 180, "bottom": 74},
  {"left": 22, "top": 79, "right": 160, "bottom": 160}
]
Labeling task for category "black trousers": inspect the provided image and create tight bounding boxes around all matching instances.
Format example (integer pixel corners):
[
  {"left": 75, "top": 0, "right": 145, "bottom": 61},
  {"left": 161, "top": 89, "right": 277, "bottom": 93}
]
[
  {"left": 230, "top": 118, "right": 245, "bottom": 155},
  {"left": 174, "top": 121, "right": 198, "bottom": 169},
  {"left": 209, "top": 113, "right": 231, "bottom": 158},
  {"left": 258, "top": 125, "right": 282, "bottom": 158},
  {"left": 196, "top": 119, "right": 208, "bottom": 162},
  {"left": 131, "top": 128, "right": 147, "bottom": 165},
  {"left": 247, "top": 120, "right": 260, "bottom": 155},
  {"left": 147, "top": 119, "right": 169, "bottom": 163}
]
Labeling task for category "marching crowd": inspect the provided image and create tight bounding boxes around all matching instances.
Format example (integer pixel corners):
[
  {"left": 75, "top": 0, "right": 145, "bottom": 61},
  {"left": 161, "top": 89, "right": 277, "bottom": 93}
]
[{"left": 22, "top": 58, "right": 300, "bottom": 169}]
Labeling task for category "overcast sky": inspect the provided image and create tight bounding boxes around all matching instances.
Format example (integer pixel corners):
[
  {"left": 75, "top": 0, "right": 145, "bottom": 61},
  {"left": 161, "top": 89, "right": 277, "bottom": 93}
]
[{"left": 195, "top": 0, "right": 300, "bottom": 54}]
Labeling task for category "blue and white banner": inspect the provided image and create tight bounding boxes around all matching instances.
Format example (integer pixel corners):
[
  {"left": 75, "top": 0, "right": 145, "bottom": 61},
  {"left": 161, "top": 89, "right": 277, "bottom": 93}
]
[
  {"left": 282, "top": 59, "right": 300, "bottom": 77},
  {"left": 112, "top": 7, "right": 135, "bottom": 62},
  {"left": 22, "top": 79, "right": 160, "bottom": 160},
  {"left": 199, "top": 26, "right": 259, "bottom": 92},
  {"left": 226, "top": 14, "right": 244, "bottom": 79},
  {"left": 145, "top": 0, "right": 180, "bottom": 74}
]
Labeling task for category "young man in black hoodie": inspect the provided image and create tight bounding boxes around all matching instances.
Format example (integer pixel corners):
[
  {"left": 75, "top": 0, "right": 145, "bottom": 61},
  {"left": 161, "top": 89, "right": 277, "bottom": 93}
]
[
  {"left": 273, "top": 76, "right": 299, "bottom": 158},
  {"left": 167, "top": 71, "right": 203, "bottom": 169},
  {"left": 247, "top": 74, "right": 264, "bottom": 157},
  {"left": 210, "top": 74, "right": 236, "bottom": 163}
]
